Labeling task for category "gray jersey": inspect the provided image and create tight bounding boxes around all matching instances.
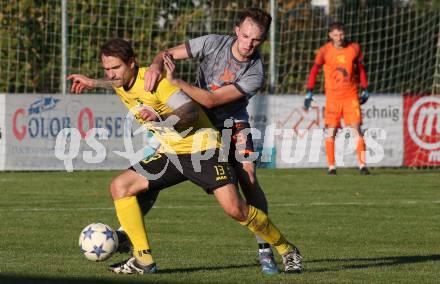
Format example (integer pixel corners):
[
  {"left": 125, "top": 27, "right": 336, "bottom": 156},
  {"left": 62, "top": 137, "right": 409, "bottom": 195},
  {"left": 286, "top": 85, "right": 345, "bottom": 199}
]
[{"left": 185, "top": 34, "right": 264, "bottom": 128}]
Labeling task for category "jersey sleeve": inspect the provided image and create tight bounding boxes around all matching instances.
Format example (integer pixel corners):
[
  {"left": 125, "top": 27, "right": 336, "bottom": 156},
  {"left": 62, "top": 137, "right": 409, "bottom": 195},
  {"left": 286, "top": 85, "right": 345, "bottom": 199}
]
[
  {"left": 352, "top": 43, "right": 368, "bottom": 89},
  {"left": 185, "top": 34, "right": 224, "bottom": 58},
  {"left": 352, "top": 43, "right": 363, "bottom": 61},
  {"left": 307, "top": 64, "right": 321, "bottom": 90},
  {"left": 314, "top": 45, "right": 326, "bottom": 66},
  {"left": 307, "top": 46, "right": 326, "bottom": 90},
  {"left": 155, "top": 78, "right": 191, "bottom": 111},
  {"left": 234, "top": 62, "right": 264, "bottom": 98}
]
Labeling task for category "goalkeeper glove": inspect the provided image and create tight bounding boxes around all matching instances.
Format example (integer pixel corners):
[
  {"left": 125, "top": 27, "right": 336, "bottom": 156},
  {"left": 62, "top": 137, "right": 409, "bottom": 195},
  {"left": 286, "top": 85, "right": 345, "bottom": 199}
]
[
  {"left": 304, "top": 90, "right": 314, "bottom": 111},
  {"left": 359, "top": 89, "right": 369, "bottom": 105}
]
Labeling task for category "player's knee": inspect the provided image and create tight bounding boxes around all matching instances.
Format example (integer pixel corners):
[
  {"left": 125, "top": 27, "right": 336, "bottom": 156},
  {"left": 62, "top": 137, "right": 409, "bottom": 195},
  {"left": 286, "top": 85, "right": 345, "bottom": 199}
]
[
  {"left": 325, "top": 127, "right": 337, "bottom": 138},
  {"left": 224, "top": 203, "right": 248, "bottom": 222},
  {"left": 109, "top": 176, "right": 129, "bottom": 200},
  {"left": 347, "top": 125, "right": 363, "bottom": 139},
  {"left": 355, "top": 127, "right": 363, "bottom": 136}
]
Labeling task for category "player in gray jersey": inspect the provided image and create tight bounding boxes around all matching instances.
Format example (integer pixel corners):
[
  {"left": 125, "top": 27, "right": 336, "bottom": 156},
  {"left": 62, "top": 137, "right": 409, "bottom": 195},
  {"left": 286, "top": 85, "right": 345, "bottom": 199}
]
[
  {"left": 185, "top": 34, "right": 264, "bottom": 128},
  {"left": 142, "top": 8, "right": 302, "bottom": 275}
]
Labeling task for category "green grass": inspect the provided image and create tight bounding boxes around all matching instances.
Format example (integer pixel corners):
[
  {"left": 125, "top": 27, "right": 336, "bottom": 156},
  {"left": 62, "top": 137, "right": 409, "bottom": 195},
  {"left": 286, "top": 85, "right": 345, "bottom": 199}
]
[{"left": 0, "top": 168, "right": 439, "bottom": 283}]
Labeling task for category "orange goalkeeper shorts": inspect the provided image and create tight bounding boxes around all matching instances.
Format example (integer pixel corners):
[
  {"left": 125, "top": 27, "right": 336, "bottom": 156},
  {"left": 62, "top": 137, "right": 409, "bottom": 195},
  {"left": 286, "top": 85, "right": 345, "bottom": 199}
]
[{"left": 325, "top": 98, "right": 362, "bottom": 127}]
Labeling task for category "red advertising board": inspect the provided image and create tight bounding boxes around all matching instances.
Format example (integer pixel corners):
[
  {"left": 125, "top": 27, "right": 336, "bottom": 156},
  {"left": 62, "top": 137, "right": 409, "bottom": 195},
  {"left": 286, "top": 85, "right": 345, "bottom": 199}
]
[{"left": 403, "top": 95, "right": 440, "bottom": 166}]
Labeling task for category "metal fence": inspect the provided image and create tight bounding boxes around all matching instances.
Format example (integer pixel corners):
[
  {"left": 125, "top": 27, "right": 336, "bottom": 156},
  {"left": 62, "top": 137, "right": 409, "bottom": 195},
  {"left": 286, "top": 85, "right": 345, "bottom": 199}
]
[{"left": 1, "top": 0, "right": 439, "bottom": 94}]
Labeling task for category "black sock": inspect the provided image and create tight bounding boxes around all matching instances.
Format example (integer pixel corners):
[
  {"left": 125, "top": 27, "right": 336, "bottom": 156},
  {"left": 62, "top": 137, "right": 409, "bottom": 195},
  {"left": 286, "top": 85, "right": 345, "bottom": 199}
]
[{"left": 258, "top": 243, "right": 271, "bottom": 250}]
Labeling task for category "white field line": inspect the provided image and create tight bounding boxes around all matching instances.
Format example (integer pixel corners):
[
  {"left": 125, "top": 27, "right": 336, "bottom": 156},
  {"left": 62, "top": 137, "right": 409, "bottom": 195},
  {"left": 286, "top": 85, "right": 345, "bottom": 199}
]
[{"left": 0, "top": 200, "right": 439, "bottom": 212}]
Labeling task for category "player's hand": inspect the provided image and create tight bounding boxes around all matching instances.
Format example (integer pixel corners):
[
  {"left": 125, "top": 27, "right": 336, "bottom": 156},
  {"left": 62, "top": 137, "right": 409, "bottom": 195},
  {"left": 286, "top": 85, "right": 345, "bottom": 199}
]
[
  {"left": 139, "top": 106, "right": 160, "bottom": 122},
  {"left": 359, "top": 89, "right": 369, "bottom": 105},
  {"left": 144, "top": 63, "right": 163, "bottom": 92},
  {"left": 163, "top": 53, "right": 178, "bottom": 85},
  {"left": 67, "top": 74, "right": 95, "bottom": 94},
  {"left": 304, "top": 90, "right": 314, "bottom": 111}
]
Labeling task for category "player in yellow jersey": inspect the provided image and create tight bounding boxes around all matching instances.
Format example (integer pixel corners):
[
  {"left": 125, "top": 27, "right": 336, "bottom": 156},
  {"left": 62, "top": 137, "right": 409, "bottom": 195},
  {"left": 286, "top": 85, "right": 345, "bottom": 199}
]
[{"left": 68, "top": 38, "right": 301, "bottom": 275}]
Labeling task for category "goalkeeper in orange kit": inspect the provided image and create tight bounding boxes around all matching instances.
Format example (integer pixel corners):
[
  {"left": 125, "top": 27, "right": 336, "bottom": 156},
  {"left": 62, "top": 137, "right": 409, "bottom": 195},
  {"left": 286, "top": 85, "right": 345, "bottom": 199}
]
[{"left": 305, "top": 22, "right": 370, "bottom": 175}]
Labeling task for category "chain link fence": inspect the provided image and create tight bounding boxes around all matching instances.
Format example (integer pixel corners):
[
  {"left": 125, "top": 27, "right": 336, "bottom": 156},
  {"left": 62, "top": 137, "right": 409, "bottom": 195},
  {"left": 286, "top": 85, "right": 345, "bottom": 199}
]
[{"left": 1, "top": 0, "right": 439, "bottom": 94}]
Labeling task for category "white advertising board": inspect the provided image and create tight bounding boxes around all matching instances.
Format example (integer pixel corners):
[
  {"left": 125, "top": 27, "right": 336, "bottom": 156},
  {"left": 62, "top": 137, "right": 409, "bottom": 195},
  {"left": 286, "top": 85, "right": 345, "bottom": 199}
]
[
  {"left": 1, "top": 93, "right": 405, "bottom": 171},
  {"left": 248, "top": 94, "right": 403, "bottom": 168},
  {"left": 4, "top": 94, "right": 145, "bottom": 171},
  {"left": 0, "top": 94, "right": 5, "bottom": 170}
]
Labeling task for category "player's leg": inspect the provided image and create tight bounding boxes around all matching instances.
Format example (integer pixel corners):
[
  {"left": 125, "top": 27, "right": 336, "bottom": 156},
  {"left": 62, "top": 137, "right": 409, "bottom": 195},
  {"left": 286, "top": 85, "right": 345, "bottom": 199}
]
[
  {"left": 324, "top": 99, "right": 342, "bottom": 174},
  {"left": 109, "top": 153, "right": 187, "bottom": 274},
  {"left": 108, "top": 169, "right": 157, "bottom": 273},
  {"left": 349, "top": 123, "right": 370, "bottom": 174},
  {"left": 212, "top": 184, "right": 302, "bottom": 273},
  {"left": 229, "top": 122, "right": 276, "bottom": 272},
  {"left": 182, "top": 152, "right": 301, "bottom": 274},
  {"left": 324, "top": 126, "right": 338, "bottom": 174},
  {"left": 231, "top": 123, "right": 268, "bottom": 213},
  {"left": 115, "top": 189, "right": 160, "bottom": 254},
  {"left": 222, "top": 123, "right": 269, "bottom": 213},
  {"left": 343, "top": 99, "right": 370, "bottom": 175},
  {"left": 234, "top": 162, "right": 280, "bottom": 274},
  {"left": 117, "top": 154, "right": 186, "bottom": 249},
  {"left": 235, "top": 163, "right": 267, "bottom": 212}
]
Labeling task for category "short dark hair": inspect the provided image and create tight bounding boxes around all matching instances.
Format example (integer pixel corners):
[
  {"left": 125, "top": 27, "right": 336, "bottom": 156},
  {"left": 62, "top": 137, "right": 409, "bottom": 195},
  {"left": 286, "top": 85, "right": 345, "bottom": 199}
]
[
  {"left": 329, "top": 22, "right": 345, "bottom": 33},
  {"left": 235, "top": 8, "right": 272, "bottom": 36},
  {"left": 99, "top": 38, "right": 135, "bottom": 65}
]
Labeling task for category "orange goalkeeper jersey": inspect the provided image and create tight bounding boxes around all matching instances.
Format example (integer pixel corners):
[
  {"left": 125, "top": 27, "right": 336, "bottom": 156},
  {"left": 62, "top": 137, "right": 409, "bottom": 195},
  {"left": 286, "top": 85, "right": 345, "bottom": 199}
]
[{"left": 314, "top": 42, "right": 363, "bottom": 100}]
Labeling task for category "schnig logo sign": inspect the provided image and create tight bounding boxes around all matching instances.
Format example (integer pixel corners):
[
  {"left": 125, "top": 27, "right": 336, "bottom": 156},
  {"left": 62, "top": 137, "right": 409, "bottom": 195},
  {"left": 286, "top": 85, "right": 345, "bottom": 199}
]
[{"left": 404, "top": 95, "right": 440, "bottom": 166}]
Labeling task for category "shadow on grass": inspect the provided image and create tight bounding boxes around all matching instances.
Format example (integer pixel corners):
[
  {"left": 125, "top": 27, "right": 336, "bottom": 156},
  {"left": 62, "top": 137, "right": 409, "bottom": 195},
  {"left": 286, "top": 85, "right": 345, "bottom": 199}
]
[
  {"left": 306, "top": 254, "right": 440, "bottom": 272},
  {"left": 156, "top": 263, "right": 258, "bottom": 274},
  {"left": 0, "top": 263, "right": 259, "bottom": 284},
  {"left": 3, "top": 255, "right": 436, "bottom": 282},
  {"left": 0, "top": 275, "right": 150, "bottom": 284}
]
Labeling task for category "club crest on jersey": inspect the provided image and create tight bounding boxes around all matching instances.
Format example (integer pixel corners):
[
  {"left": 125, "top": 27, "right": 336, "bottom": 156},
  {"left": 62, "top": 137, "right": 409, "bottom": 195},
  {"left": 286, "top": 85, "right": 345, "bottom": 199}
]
[{"left": 336, "top": 55, "right": 346, "bottom": 64}]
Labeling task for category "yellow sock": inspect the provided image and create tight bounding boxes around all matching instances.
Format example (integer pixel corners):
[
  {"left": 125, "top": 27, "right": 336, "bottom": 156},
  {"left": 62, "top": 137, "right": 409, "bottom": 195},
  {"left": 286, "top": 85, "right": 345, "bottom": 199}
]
[
  {"left": 240, "top": 205, "right": 293, "bottom": 255},
  {"left": 134, "top": 249, "right": 154, "bottom": 266},
  {"left": 114, "top": 196, "right": 154, "bottom": 265}
]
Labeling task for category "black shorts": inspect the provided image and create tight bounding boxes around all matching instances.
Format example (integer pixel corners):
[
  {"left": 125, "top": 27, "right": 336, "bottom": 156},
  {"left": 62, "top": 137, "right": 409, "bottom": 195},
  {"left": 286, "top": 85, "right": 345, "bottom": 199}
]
[
  {"left": 129, "top": 149, "right": 237, "bottom": 194},
  {"left": 219, "top": 122, "right": 255, "bottom": 164}
]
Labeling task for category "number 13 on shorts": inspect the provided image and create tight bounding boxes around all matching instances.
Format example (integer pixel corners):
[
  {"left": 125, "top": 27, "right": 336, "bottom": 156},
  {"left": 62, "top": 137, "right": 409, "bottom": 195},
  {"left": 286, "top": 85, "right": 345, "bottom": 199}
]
[{"left": 214, "top": 165, "right": 225, "bottom": 176}]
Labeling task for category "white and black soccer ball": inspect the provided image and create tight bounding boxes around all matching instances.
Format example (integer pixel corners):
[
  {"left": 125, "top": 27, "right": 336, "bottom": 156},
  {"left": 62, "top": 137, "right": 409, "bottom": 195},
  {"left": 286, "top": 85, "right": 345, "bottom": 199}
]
[{"left": 79, "top": 223, "right": 119, "bottom": 261}]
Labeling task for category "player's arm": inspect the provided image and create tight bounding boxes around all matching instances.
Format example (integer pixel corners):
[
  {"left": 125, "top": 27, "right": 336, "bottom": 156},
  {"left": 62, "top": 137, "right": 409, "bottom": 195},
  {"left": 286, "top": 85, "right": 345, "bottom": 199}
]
[
  {"left": 306, "top": 64, "right": 321, "bottom": 92},
  {"left": 163, "top": 53, "right": 245, "bottom": 108},
  {"left": 304, "top": 46, "right": 326, "bottom": 110},
  {"left": 162, "top": 92, "right": 199, "bottom": 129},
  {"left": 166, "top": 79, "right": 243, "bottom": 109},
  {"left": 144, "top": 44, "right": 189, "bottom": 92},
  {"left": 358, "top": 61, "right": 369, "bottom": 105},
  {"left": 304, "top": 63, "right": 321, "bottom": 110},
  {"left": 306, "top": 46, "right": 326, "bottom": 93},
  {"left": 355, "top": 45, "right": 369, "bottom": 104},
  {"left": 358, "top": 62, "right": 368, "bottom": 90},
  {"left": 139, "top": 90, "right": 198, "bottom": 129},
  {"left": 67, "top": 74, "right": 113, "bottom": 94}
]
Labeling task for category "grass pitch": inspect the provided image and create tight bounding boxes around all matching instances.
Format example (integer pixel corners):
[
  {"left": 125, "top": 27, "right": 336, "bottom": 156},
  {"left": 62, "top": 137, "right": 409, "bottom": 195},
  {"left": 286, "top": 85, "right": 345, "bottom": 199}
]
[{"left": 0, "top": 168, "right": 439, "bottom": 283}]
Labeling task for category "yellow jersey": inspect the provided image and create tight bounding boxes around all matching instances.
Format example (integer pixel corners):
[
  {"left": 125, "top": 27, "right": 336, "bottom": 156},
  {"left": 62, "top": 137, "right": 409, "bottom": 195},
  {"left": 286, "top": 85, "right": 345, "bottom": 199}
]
[{"left": 113, "top": 67, "right": 219, "bottom": 154}]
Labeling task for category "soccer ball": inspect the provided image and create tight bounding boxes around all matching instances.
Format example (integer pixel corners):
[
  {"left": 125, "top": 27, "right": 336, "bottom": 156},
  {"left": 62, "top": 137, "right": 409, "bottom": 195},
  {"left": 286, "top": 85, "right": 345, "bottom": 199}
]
[{"left": 79, "top": 223, "right": 119, "bottom": 261}]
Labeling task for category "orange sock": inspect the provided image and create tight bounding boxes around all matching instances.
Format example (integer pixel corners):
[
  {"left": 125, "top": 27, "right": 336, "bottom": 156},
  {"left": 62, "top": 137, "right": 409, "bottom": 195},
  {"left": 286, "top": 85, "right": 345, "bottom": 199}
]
[
  {"left": 325, "top": 137, "right": 335, "bottom": 168},
  {"left": 356, "top": 136, "right": 366, "bottom": 167}
]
